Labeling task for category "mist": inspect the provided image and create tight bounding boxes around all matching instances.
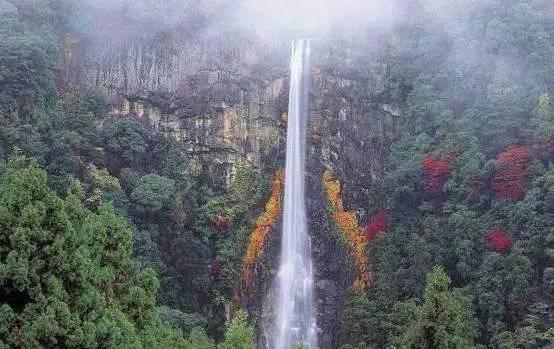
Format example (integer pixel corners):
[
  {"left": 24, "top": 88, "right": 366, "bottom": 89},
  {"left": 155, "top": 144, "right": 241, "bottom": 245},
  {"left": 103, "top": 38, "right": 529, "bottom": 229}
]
[
  {"left": 1, "top": 0, "right": 553, "bottom": 348},
  {"left": 67, "top": 0, "right": 402, "bottom": 41},
  {"left": 66, "top": 0, "right": 511, "bottom": 49},
  {"left": 235, "top": 0, "right": 397, "bottom": 38}
]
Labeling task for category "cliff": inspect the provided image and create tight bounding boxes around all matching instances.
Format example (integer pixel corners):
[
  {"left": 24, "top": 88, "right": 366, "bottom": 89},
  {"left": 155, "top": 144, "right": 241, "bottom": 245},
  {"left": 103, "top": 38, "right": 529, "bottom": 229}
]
[{"left": 64, "top": 26, "right": 400, "bottom": 348}]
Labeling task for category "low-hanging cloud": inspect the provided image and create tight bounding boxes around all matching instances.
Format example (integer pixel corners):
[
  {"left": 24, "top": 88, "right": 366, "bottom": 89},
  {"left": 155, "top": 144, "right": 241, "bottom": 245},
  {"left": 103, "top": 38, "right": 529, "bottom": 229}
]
[
  {"left": 235, "top": 0, "right": 397, "bottom": 38},
  {"left": 70, "top": 0, "right": 398, "bottom": 41}
]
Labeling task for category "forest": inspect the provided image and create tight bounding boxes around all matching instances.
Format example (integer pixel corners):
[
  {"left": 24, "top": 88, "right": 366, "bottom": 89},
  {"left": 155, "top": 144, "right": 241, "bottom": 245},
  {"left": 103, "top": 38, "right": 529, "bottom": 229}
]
[{"left": 0, "top": 0, "right": 553, "bottom": 348}]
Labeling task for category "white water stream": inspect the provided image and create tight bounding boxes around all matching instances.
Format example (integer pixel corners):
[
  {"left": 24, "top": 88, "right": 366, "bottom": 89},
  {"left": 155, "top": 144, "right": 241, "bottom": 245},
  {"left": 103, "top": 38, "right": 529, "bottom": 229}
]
[{"left": 272, "top": 39, "right": 318, "bottom": 349}]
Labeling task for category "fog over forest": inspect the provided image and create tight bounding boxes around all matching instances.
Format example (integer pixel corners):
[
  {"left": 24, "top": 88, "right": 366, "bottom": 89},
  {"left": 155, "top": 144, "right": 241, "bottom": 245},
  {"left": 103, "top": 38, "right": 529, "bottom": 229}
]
[{"left": 0, "top": 0, "right": 553, "bottom": 348}]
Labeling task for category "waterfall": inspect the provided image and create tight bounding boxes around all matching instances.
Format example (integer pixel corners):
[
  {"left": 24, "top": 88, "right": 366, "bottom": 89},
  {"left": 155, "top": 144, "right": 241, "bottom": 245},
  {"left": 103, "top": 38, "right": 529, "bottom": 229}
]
[{"left": 272, "top": 39, "right": 317, "bottom": 349}]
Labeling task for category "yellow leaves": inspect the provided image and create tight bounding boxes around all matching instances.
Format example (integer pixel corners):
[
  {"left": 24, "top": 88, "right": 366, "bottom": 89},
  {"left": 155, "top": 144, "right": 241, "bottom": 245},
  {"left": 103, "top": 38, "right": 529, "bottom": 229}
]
[
  {"left": 240, "top": 169, "right": 284, "bottom": 290},
  {"left": 323, "top": 171, "right": 344, "bottom": 211},
  {"left": 87, "top": 164, "right": 121, "bottom": 204},
  {"left": 90, "top": 165, "right": 121, "bottom": 190},
  {"left": 238, "top": 169, "right": 372, "bottom": 298},
  {"left": 323, "top": 171, "right": 373, "bottom": 295}
]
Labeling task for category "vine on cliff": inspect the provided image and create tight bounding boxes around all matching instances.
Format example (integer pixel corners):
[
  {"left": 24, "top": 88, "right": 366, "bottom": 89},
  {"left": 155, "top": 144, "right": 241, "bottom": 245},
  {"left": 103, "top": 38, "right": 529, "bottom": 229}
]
[{"left": 323, "top": 171, "right": 373, "bottom": 294}]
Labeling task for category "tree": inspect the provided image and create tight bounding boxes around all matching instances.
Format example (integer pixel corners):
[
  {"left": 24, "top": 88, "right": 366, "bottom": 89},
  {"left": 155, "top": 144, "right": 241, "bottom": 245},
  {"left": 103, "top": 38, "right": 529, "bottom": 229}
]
[
  {"left": 400, "top": 266, "right": 477, "bottom": 349},
  {"left": 491, "top": 145, "right": 529, "bottom": 200},
  {"left": 422, "top": 155, "right": 453, "bottom": 199},
  {"left": 486, "top": 229, "right": 514, "bottom": 253},
  {"left": 475, "top": 248, "right": 532, "bottom": 343},
  {"left": 187, "top": 327, "right": 216, "bottom": 349},
  {"left": 339, "top": 289, "right": 383, "bottom": 348},
  {"left": 0, "top": 156, "right": 187, "bottom": 348},
  {"left": 440, "top": 203, "right": 481, "bottom": 282},
  {"left": 0, "top": 0, "right": 58, "bottom": 118},
  {"left": 218, "top": 309, "right": 254, "bottom": 349},
  {"left": 105, "top": 118, "right": 147, "bottom": 167},
  {"left": 365, "top": 209, "right": 388, "bottom": 242},
  {"left": 131, "top": 174, "right": 175, "bottom": 213},
  {"left": 531, "top": 93, "right": 553, "bottom": 137}
]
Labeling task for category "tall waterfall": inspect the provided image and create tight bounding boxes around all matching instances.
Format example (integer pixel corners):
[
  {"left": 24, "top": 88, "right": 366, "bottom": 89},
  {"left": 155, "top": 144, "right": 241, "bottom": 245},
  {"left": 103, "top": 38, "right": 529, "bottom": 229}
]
[{"left": 273, "top": 39, "right": 317, "bottom": 349}]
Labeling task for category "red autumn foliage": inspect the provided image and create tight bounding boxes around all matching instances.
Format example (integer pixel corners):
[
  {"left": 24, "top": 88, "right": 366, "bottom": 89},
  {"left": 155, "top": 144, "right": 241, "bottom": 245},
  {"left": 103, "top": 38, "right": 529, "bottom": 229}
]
[
  {"left": 486, "top": 229, "right": 514, "bottom": 252},
  {"left": 491, "top": 145, "right": 529, "bottom": 200},
  {"left": 365, "top": 209, "right": 388, "bottom": 242},
  {"left": 422, "top": 155, "right": 453, "bottom": 197}
]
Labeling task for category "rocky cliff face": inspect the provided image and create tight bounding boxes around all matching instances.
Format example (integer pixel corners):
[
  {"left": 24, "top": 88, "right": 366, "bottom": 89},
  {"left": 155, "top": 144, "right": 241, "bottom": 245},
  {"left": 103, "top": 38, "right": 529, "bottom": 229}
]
[
  {"left": 306, "top": 44, "right": 400, "bottom": 347},
  {"left": 63, "top": 28, "right": 290, "bottom": 185},
  {"left": 66, "top": 27, "right": 400, "bottom": 348}
]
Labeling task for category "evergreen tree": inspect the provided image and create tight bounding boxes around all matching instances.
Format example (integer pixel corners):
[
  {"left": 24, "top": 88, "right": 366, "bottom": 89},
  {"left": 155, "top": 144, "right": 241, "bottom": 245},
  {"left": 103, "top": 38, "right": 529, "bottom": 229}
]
[
  {"left": 400, "top": 266, "right": 477, "bottom": 349},
  {"left": 218, "top": 310, "right": 254, "bottom": 349},
  {"left": 0, "top": 156, "right": 187, "bottom": 348}
]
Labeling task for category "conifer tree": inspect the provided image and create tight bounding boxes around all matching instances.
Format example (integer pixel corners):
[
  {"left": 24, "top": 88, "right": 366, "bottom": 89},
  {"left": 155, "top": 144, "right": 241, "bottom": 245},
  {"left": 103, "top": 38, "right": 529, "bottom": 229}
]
[
  {"left": 0, "top": 156, "right": 187, "bottom": 348},
  {"left": 401, "top": 266, "right": 477, "bottom": 349}
]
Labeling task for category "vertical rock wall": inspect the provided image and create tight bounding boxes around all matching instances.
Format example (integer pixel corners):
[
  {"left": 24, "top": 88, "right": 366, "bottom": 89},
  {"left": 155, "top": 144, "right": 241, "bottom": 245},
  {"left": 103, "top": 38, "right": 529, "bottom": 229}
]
[
  {"left": 66, "top": 29, "right": 400, "bottom": 348},
  {"left": 65, "top": 29, "right": 290, "bottom": 186},
  {"left": 305, "top": 41, "right": 400, "bottom": 348}
]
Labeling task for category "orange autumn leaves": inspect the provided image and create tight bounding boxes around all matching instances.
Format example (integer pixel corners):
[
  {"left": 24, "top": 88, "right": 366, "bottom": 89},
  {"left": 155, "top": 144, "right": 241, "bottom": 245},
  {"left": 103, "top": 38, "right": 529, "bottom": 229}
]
[
  {"left": 239, "top": 169, "right": 372, "bottom": 296},
  {"left": 241, "top": 169, "right": 284, "bottom": 288},
  {"left": 323, "top": 171, "right": 373, "bottom": 294}
]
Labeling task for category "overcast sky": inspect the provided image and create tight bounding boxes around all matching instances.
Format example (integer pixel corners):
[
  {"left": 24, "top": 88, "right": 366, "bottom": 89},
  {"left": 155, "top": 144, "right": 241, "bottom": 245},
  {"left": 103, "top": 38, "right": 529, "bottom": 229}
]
[{"left": 235, "top": 0, "right": 397, "bottom": 37}]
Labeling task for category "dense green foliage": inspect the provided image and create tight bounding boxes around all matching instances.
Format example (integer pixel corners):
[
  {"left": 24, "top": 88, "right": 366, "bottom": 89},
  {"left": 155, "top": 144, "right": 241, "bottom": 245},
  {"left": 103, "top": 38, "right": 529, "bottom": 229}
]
[
  {"left": 218, "top": 310, "right": 255, "bottom": 349},
  {"left": 0, "top": 156, "right": 189, "bottom": 348},
  {"left": 1, "top": 0, "right": 553, "bottom": 348},
  {"left": 0, "top": 0, "right": 265, "bottom": 345},
  {"left": 0, "top": 156, "right": 257, "bottom": 348},
  {"left": 339, "top": 1, "right": 554, "bottom": 348},
  {"left": 399, "top": 266, "right": 477, "bottom": 348}
]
